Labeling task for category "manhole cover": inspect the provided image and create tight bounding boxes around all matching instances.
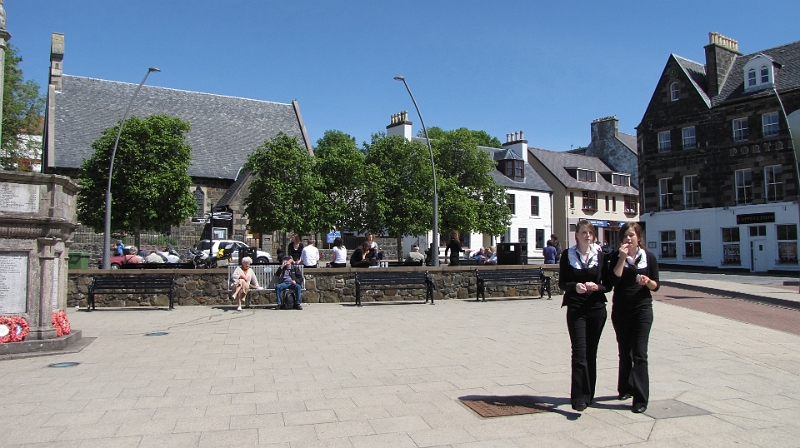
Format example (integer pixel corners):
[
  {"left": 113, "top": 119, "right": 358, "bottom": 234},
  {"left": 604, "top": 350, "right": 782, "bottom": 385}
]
[
  {"left": 459, "top": 395, "right": 552, "bottom": 418},
  {"left": 145, "top": 332, "right": 169, "bottom": 336},
  {"left": 48, "top": 362, "right": 80, "bottom": 368},
  {"left": 642, "top": 399, "right": 711, "bottom": 419}
]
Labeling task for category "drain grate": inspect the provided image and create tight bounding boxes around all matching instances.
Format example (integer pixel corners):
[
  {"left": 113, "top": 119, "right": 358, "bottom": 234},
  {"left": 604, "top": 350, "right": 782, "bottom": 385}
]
[
  {"left": 459, "top": 395, "right": 552, "bottom": 418},
  {"left": 642, "top": 399, "right": 711, "bottom": 419}
]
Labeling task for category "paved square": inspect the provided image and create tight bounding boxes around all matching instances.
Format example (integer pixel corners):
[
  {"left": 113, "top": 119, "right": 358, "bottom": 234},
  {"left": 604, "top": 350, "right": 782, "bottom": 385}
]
[{"left": 2, "top": 296, "right": 799, "bottom": 447}]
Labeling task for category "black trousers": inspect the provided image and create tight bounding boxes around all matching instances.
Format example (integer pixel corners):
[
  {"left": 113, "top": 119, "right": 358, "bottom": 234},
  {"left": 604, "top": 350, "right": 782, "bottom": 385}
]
[
  {"left": 566, "top": 305, "right": 607, "bottom": 406},
  {"left": 611, "top": 304, "right": 653, "bottom": 407}
]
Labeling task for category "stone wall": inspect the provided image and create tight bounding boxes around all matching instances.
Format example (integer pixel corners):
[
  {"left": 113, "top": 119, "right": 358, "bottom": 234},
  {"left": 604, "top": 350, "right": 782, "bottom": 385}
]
[{"left": 68, "top": 265, "right": 561, "bottom": 308}]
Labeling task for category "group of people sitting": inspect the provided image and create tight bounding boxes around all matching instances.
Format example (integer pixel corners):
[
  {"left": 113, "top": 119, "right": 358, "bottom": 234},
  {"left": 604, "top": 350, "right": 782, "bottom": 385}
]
[
  {"left": 468, "top": 246, "right": 498, "bottom": 264},
  {"left": 230, "top": 254, "right": 305, "bottom": 312}
]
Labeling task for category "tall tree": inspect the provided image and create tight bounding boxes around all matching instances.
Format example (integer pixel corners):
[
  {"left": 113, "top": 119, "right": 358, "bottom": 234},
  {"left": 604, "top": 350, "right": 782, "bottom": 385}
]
[
  {"left": 363, "top": 133, "right": 433, "bottom": 238},
  {"left": 243, "top": 132, "right": 325, "bottom": 235},
  {"left": 77, "top": 115, "right": 196, "bottom": 247},
  {"left": 422, "top": 126, "right": 502, "bottom": 149},
  {"left": 314, "top": 130, "right": 376, "bottom": 232},
  {"left": 433, "top": 128, "right": 511, "bottom": 236},
  {"left": 1, "top": 44, "right": 45, "bottom": 170}
]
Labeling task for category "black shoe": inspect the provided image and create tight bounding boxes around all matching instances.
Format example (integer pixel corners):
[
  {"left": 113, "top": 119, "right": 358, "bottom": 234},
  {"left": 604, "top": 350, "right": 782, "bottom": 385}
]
[
  {"left": 632, "top": 404, "right": 647, "bottom": 414},
  {"left": 618, "top": 394, "right": 632, "bottom": 401},
  {"left": 276, "top": 303, "right": 283, "bottom": 310},
  {"left": 572, "top": 402, "right": 587, "bottom": 412},
  {"left": 294, "top": 305, "right": 303, "bottom": 310}
]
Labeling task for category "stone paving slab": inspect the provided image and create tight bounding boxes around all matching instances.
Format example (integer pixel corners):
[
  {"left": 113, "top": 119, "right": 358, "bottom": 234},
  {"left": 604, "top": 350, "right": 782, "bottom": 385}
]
[{"left": 1, "top": 295, "right": 800, "bottom": 447}]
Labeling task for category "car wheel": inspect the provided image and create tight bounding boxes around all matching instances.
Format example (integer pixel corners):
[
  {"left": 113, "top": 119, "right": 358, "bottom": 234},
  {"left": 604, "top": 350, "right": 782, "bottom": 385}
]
[
  {"left": 257, "top": 257, "right": 269, "bottom": 264},
  {"left": 111, "top": 263, "right": 120, "bottom": 269}
]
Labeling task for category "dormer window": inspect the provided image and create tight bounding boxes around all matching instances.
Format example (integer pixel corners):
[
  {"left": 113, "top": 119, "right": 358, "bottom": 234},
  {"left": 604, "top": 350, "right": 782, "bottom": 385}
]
[
  {"left": 503, "top": 160, "right": 524, "bottom": 179},
  {"left": 612, "top": 173, "right": 630, "bottom": 187},
  {"left": 747, "top": 69, "right": 756, "bottom": 87},
  {"left": 577, "top": 169, "right": 596, "bottom": 182},
  {"left": 743, "top": 54, "right": 775, "bottom": 92}
]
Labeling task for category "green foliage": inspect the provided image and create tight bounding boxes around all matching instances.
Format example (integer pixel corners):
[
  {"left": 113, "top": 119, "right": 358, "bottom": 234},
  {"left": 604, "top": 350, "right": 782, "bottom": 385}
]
[
  {"left": 1, "top": 44, "right": 45, "bottom": 170},
  {"left": 421, "top": 126, "right": 503, "bottom": 148},
  {"left": 432, "top": 128, "right": 511, "bottom": 236},
  {"left": 314, "top": 130, "right": 375, "bottom": 232},
  {"left": 363, "top": 134, "right": 433, "bottom": 237},
  {"left": 77, "top": 114, "right": 197, "bottom": 235},
  {"left": 243, "top": 132, "right": 326, "bottom": 234}
]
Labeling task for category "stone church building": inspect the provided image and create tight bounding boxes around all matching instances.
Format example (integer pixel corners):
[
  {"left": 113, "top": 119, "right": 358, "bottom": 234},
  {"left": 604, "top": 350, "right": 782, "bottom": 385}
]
[{"left": 41, "top": 33, "right": 311, "bottom": 264}]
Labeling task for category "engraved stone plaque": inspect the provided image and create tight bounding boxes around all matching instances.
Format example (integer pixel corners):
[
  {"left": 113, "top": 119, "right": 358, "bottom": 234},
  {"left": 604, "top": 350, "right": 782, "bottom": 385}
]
[
  {"left": 0, "top": 252, "right": 28, "bottom": 314},
  {"left": 0, "top": 183, "right": 39, "bottom": 213}
]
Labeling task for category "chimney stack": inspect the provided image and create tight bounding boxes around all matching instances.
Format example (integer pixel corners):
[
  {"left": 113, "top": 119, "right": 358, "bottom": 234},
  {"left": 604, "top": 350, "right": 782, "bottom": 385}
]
[
  {"left": 386, "top": 110, "right": 412, "bottom": 140},
  {"left": 704, "top": 31, "right": 740, "bottom": 97},
  {"left": 49, "top": 32, "right": 64, "bottom": 91},
  {"left": 502, "top": 130, "right": 528, "bottom": 159}
]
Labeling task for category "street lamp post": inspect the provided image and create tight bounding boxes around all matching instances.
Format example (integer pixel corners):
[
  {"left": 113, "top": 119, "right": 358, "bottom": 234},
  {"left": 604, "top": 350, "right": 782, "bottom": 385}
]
[
  {"left": 772, "top": 87, "right": 800, "bottom": 289},
  {"left": 394, "top": 76, "right": 439, "bottom": 266},
  {"left": 102, "top": 67, "right": 160, "bottom": 269}
]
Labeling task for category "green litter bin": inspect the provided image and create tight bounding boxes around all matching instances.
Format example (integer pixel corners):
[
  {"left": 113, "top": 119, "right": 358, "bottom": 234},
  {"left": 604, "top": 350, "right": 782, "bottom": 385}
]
[{"left": 68, "top": 251, "right": 90, "bottom": 269}]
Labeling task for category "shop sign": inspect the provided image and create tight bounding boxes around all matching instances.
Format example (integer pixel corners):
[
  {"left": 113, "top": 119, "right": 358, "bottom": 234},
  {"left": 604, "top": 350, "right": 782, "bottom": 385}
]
[{"left": 736, "top": 212, "right": 775, "bottom": 225}]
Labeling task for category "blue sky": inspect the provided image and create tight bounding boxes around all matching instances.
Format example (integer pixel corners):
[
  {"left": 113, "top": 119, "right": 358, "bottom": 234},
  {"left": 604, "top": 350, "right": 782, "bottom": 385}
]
[{"left": 9, "top": 0, "right": 800, "bottom": 151}]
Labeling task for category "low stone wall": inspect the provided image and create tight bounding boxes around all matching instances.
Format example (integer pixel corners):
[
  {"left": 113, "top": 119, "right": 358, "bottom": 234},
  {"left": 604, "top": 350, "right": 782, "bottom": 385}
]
[{"left": 68, "top": 265, "right": 561, "bottom": 308}]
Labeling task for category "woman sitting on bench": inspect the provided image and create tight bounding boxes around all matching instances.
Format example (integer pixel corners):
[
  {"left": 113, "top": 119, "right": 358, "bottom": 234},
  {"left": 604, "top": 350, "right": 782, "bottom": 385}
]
[{"left": 231, "top": 257, "right": 259, "bottom": 311}]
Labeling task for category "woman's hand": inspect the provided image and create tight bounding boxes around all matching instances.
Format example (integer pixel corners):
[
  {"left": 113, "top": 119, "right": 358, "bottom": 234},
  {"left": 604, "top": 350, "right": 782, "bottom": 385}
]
[
  {"left": 576, "top": 283, "right": 588, "bottom": 294},
  {"left": 637, "top": 274, "right": 651, "bottom": 286},
  {"left": 584, "top": 281, "right": 599, "bottom": 292},
  {"left": 619, "top": 243, "right": 631, "bottom": 259}
]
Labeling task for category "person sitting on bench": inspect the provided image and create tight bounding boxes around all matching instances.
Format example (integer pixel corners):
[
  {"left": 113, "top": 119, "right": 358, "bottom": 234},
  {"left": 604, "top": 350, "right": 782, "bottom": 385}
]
[
  {"left": 405, "top": 244, "right": 425, "bottom": 265},
  {"left": 276, "top": 255, "right": 303, "bottom": 310},
  {"left": 231, "top": 257, "right": 259, "bottom": 311}
]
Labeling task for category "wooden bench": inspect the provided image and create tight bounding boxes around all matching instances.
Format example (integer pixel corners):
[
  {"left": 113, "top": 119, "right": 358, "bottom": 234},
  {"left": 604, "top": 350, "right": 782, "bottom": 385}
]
[
  {"left": 87, "top": 274, "right": 176, "bottom": 311},
  {"left": 475, "top": 267, "right": 551, "bottom": 301},
  {"left": 354, "top": 271, "right": 434, "bottom": 306},
  {"left": 121, "top": 262, "right": 195, "bottom": 269}
]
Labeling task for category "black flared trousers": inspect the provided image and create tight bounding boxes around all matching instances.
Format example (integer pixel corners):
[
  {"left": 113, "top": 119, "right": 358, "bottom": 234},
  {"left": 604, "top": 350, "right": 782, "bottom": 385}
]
[
  {"left": 611, "top": 304, "right": 653, "bottom": 407},
  {"left": 566, "top": 305, "right": 607, "bottom": 406}
]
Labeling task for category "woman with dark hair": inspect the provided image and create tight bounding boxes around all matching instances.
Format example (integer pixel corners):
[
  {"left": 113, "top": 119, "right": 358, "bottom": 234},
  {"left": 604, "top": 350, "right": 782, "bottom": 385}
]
[
  {"left": 287, "top": 233, "right": 304, "bottom": 262},
  {"left": 606, "top": 222, "right": 659, "bottom": 414},
  {"left": 559, "top": 220, "right": 608, "bottom": 412},
  {"left": 350, "top": 241, "right": 375, "bottom": 268},
  {"left": 330, "top": 237, "right": 347, "bottom": 268},
  {"left": 444, "top": 231, "right": 466, "bottom": 266}
]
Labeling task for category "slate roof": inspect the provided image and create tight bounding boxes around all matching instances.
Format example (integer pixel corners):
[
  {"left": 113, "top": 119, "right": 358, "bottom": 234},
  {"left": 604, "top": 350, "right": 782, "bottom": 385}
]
[
  {"left": 480, "top": 146, "right": 552, "bottom": 193},
  {"left": 673, "top": 55, "right": 711, "bottom": 108},
  {"left": 617, "top": 132, "right": 637, "bottom": 153},
  {"left": 714, "top": 40, "right": 800, "bottom": 106},
  {"left": 410, "top": 137, "right": 552, "bottom": 193},
  {"left": 528, "top": 147, "right": 639, "bottom": 195},
  {"left": 50, "top": 75, "right": 307, "bottom": 180}
]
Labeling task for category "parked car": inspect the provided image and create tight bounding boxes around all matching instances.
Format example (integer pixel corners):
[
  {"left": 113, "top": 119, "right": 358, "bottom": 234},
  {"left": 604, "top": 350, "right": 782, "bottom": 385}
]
[
  {"left": 110, "top": 247, "right": 143, "bottom": 269},
  {"left": 193, "top": 239, "right": 273, "bottom": 265}
]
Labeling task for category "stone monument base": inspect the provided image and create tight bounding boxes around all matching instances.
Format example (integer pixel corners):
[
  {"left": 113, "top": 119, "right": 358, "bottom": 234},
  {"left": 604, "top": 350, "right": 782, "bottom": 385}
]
[{"left": 0, "top": 330, "right": 83, "bottom": 358}]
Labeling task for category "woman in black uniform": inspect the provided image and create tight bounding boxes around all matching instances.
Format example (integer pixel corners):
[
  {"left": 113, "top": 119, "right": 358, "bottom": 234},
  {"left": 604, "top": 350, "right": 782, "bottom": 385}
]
[
  {"left": 606, "top": 222, "right": 659, "bottom": 414},
  {"left": 444, "top": 231, "right": 465, "bottom": 266},
  {"left": 559, "top": 220, "right": 608, "bottom": 412}
]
